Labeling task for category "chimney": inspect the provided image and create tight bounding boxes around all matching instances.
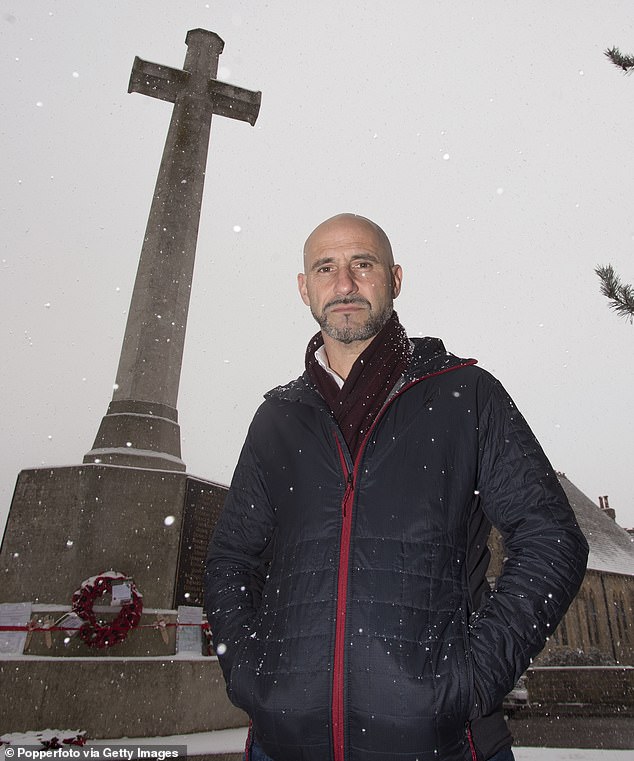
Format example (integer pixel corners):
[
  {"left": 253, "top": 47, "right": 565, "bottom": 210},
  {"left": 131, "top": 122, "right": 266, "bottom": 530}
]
[{"left": 599, "top": 494, "right": 616, "bottom": 521}]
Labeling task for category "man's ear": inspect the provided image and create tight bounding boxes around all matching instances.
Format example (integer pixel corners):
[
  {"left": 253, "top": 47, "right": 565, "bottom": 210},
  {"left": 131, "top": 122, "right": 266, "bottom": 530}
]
[
  {"left": 297, "top": 273, "right": 311, "bottom": 306},
  {"left": 391, "top": 264, "right": 403, "bottom": 299}
]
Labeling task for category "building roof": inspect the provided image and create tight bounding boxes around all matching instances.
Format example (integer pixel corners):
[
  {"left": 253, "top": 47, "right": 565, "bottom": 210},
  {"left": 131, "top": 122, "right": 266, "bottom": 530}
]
[{"left": 558, "top": 473, "right": 634, "bottom": 577}]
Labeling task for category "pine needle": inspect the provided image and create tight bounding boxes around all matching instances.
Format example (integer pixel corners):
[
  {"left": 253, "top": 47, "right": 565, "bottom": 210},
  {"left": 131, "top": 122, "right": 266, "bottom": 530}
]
[
  {"left": 595, "top": 264, "right": 634, "bottom": 323},
  {"left": 604, "top": 46, "right": 634, "bottom": 73}
]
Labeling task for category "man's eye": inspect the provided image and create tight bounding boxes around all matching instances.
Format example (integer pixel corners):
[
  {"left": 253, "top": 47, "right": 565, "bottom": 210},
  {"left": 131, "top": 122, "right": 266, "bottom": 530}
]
[
  {"left": 355, "top": 261, "right": 371, "bottom": 269},
  {"left": 317, "top": 266, "right": 333, "bottom": 273}
]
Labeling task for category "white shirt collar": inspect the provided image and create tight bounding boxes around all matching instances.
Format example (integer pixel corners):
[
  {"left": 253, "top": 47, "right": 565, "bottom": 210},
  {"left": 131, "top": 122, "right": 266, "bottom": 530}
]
[{"left": 314, "top": 345, "right": 345, "bottom": 389}]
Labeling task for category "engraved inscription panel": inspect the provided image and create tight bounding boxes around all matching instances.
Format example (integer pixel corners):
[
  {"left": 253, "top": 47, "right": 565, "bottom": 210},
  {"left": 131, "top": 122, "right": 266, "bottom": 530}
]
[{"left": 174, "top": 479, "right": 227, "bottom": 607}]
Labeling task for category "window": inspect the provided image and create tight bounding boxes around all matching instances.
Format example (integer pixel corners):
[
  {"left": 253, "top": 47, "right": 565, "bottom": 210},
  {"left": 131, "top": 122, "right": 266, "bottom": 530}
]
[{"left": 588, "top": 590, "right": 600, "bottom": 646}]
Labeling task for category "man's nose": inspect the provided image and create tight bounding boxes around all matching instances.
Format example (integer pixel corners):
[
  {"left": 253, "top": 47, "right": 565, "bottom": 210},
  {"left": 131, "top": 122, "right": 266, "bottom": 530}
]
[{"left": 334, "top": 266, "right": 358, "bottom": 296}]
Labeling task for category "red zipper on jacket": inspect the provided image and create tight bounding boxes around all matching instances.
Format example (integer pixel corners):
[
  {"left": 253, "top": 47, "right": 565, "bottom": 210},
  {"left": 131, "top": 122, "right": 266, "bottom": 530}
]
[
  {"left": 329, "top": 360, "right": 477, "bottom": 761},
  {"left": 244, "top": 721, "right": 253, "bottom": 760},
  {"left": 466, "top": 723, "right": 478, "bottom": 761},
  {"left": 332, "top": 439, "right": 355, "bottom": 761}
]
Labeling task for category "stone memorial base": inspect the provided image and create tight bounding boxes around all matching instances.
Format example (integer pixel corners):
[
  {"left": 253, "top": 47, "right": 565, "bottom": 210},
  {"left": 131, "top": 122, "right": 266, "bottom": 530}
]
[
  {"left": 0, "top": 464, "right": 236, "bottom": 741},
  {"left": 0, "top": 464, "right": 226, "bottom": 610},
  {"left": 0, "top": 657, "right": 247, "bottom": 738}
]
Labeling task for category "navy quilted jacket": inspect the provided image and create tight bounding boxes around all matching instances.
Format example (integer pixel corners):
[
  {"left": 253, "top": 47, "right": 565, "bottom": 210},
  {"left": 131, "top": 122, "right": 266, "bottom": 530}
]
[{"left": 205, "top": 338, "right": 588, "bottom": 761}]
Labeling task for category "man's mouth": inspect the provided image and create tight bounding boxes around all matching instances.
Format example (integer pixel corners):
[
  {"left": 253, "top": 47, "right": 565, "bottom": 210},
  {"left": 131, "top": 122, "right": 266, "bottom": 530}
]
[{"left": 326, "top": 299, "right": 370, "bottom": 313}]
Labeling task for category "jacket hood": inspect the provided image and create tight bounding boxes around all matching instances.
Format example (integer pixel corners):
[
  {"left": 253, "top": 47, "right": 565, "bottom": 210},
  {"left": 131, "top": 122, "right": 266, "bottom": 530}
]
[{"left": 265, "top": 336, "right": 477, "bottom": 405}]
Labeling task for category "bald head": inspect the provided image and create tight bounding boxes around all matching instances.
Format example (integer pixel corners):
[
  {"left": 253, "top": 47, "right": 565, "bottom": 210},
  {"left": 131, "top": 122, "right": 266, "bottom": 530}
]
[{"left": 303, "top": 213, "right": 394, "bottom": 269}]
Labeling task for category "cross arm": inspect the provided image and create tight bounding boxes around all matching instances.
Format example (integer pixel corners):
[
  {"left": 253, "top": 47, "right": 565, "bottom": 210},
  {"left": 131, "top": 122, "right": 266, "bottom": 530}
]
[
  {"left": 128, "top": 56, "right": 261, "bottom": 125},
  {"left": 207, "top": 80, "right": 261, "bottom": 126},
  {"left": 128, "top": 57, "right": 189, "bottom": 104}
]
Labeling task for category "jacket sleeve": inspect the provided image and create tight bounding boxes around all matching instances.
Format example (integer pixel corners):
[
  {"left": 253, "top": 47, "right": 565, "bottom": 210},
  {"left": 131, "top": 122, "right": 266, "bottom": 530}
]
[
  {"left": 470, "top": 371, "right": 589, "bottom": 716},
  {"left": 204, "top": 419, "right": 276, "bottom": 688}
]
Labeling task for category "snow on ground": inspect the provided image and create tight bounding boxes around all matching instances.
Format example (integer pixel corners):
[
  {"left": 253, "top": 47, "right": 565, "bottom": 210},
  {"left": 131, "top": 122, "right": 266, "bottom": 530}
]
[
  {"left": 513, "top": 751, "right": 632, "bottom": 760},
  {"left": 2, "top": 728, "right": 632, "bottom": 759},
  {"left": 65, "top": 728, "right": 634, "bottom": 759},
  {"left": 88, "top": 728, "right": 247, "bottom": 756}
]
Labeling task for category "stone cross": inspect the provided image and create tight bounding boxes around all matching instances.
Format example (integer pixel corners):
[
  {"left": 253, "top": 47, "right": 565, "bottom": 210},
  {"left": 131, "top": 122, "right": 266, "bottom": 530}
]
[{"left": 85, "top": 29, "right": 261, "bottom": 471}]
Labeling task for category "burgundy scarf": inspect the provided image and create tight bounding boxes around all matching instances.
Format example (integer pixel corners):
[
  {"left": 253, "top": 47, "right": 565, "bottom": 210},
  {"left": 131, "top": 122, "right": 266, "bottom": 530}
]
[{"left": 305, "top": 312, "right": 411, "bottom": 459}]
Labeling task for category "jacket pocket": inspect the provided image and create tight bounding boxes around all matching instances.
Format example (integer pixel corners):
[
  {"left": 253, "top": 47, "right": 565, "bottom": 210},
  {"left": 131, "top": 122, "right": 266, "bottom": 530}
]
[
  {"left": 228, "top": 633, "right": 255, "bottom": 711},
  {"left": 431, "top": 605, "right": 476, "bottom": 724},
  {"left": 462, "top": 611, "right": 481, "bottom": 721}
]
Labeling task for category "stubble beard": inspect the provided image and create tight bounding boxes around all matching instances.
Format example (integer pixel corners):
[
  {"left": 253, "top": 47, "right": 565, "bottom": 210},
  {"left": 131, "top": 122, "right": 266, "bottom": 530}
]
[{"left": 313, "top": 297, "right": 393, "bottom": 345}]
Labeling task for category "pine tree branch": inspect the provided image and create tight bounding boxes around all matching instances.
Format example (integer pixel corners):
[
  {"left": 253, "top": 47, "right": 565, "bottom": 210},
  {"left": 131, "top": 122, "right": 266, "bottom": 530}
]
[
  {"left": 595, "top": 264, "right": 634, "bottom": 322},
  {"left": 605, "top": 46, "right": 634, "bottom": 72}
]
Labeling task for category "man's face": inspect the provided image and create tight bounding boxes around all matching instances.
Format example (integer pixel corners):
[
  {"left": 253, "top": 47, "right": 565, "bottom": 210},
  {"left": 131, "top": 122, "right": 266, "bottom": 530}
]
[{"left": 298, "top": 217, "right": 402, "bottom": 345}]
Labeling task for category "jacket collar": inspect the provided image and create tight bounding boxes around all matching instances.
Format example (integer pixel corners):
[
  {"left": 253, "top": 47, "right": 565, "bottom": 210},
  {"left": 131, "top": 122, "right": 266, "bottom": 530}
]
[{"left": 265, "top": 337, "right": 477, "bottom": 406}]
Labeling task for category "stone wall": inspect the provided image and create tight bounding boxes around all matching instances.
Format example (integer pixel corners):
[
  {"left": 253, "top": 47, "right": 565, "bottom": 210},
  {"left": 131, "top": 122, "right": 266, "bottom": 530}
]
[
  {"left": 525, "top": 665, "right": 634, "bottom": 706},
  {"left": 539, "top": 570, "right": 634, "bottom": 665},
  {"left": 508, "top": 667, "right": 634, "bottom": 749},
  {"left": 488, "top": 528, "right": 634, "bottom": 666}
]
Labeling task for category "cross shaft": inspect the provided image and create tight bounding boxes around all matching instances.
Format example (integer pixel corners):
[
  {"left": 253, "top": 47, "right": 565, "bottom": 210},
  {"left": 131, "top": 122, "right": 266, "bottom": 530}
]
[{"left": 85, "top": 29, "right": 261, "bottom": 471}]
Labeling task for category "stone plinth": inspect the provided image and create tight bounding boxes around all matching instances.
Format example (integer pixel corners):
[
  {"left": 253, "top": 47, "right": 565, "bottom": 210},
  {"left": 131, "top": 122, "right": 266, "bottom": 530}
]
[
  {"left": 0, "top": 657, "right": 247, "bottom": 738},
  {"left": 0, "top": 465, "right": 226, "bottom": 609},
  {"left": 0, "top": 464, "right": 234, "bottom": 739}
]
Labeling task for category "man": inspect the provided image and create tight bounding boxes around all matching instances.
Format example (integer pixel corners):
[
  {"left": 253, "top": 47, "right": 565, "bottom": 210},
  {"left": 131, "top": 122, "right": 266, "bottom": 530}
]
[{"left": 205, "top": 213, "right": 588, "bottom": 761}]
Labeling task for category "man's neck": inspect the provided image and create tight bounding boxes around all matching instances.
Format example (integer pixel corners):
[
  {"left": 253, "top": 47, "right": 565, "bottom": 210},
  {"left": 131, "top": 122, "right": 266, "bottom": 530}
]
[{"left": 321, "top": 333, "right": 375, "bottom": 380}]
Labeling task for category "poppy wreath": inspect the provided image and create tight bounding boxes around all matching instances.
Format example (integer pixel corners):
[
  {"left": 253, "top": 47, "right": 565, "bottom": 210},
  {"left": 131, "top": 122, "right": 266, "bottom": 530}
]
[{"left": 71, "top": 571, "right": 143, "bottom": 649}]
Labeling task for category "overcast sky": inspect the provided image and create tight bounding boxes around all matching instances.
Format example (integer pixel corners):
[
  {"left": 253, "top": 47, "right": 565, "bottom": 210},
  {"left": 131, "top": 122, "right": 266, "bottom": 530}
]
[{"left": 2, "top": 1, "right": 634, "bottom": 536}]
